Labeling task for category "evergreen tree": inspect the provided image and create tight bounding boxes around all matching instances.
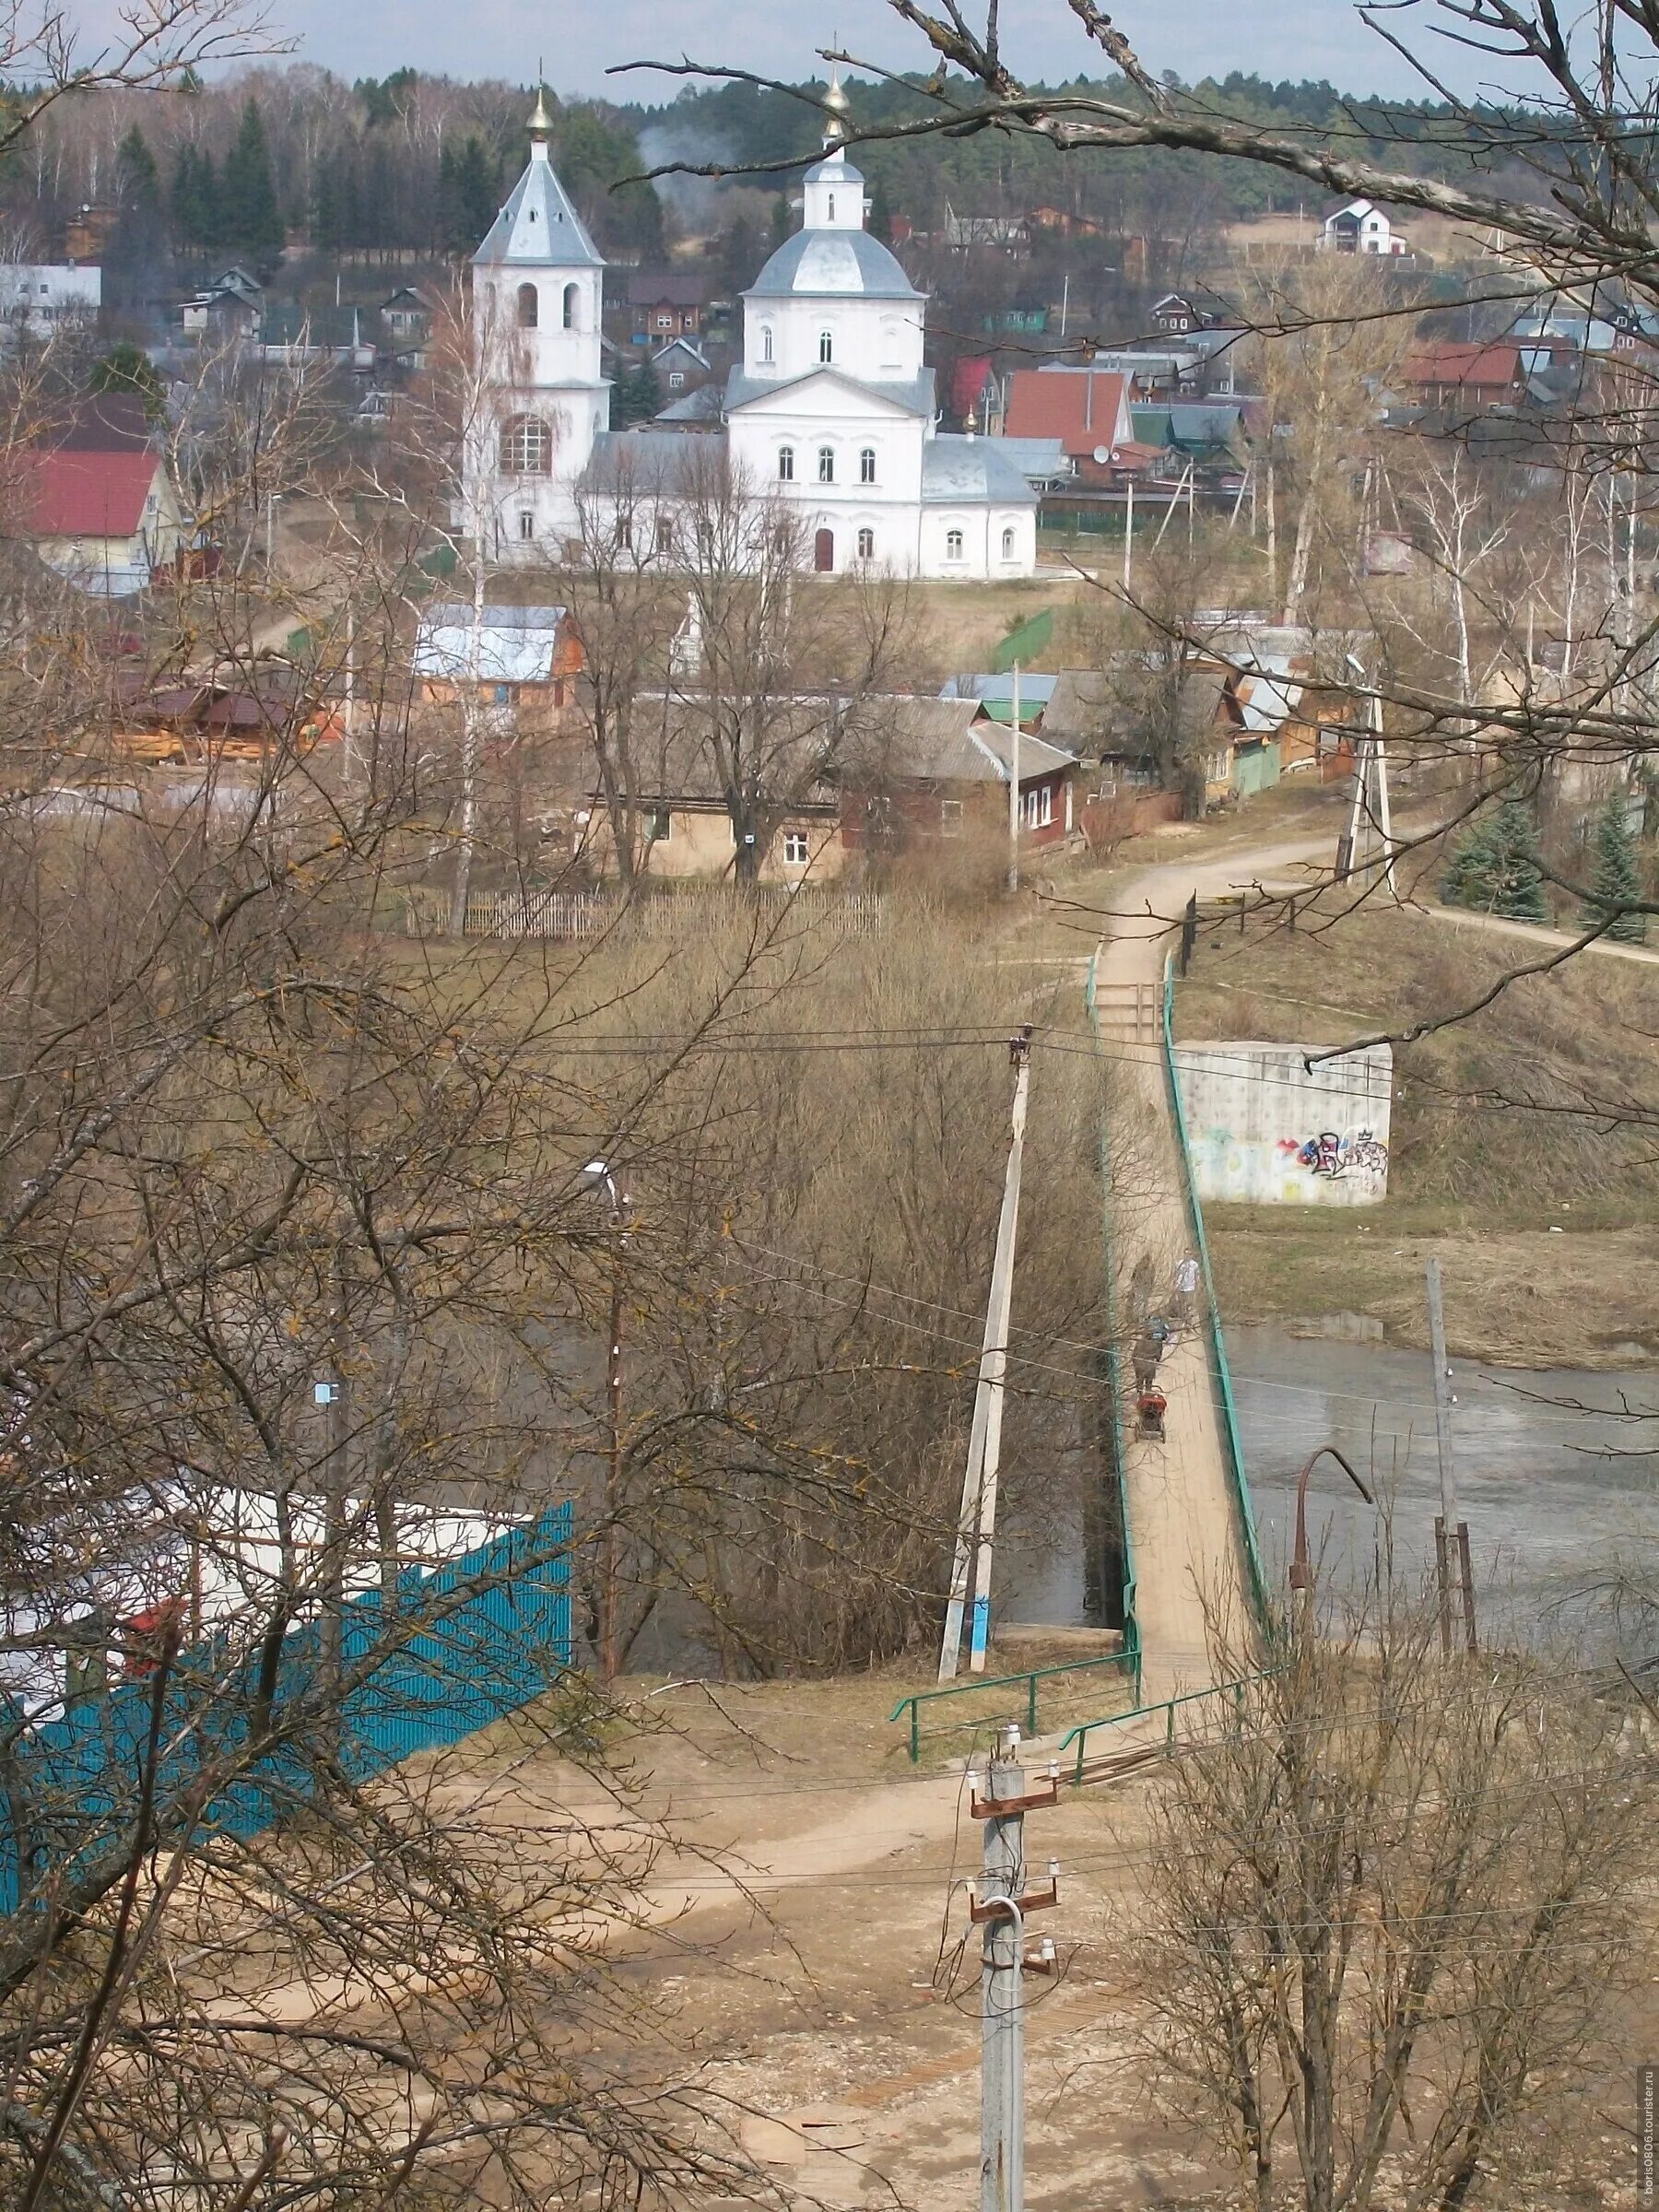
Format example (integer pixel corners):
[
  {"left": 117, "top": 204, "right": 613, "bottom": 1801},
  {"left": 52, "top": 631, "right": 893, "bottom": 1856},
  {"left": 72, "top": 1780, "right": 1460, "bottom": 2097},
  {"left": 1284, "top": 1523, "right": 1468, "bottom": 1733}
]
[
  {"left": 117, "top": 125, "right": 160, "bottom": 206},
  {"left": 866, "top": 176, "right": 894, "bottom": 243},
  {"left": 1441, "top": 799, "right": 1548, "bottom": 923},
  {"left": 1582, "top": 794, "right": 1648, "bottom": 943},
  {"left": 171, "top": 143, "right": 217, "bottom": 253},
  {"left": 441, "top": 135, "right": 498, "bottom": 253},
  {"left": 312, "top": 159, "right": 346, "bottom": 255},
  {"left": 612, "top": 359, "right": 663, "bottom": 426},
  {"left": 90, "top": 342, "right": 166, "bottom": 418},
  {"left": 221, "top": 98, "right": 284, "bottom": 264}
]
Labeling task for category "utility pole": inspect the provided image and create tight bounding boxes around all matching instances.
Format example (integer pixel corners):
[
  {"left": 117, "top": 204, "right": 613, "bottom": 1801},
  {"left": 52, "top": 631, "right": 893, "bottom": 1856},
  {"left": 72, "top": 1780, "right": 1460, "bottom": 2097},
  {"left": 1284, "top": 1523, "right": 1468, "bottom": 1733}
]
[
  {"left": 1425, "top": 1259, "right": 1476, "bottom": 1654},
  {"left": 315, "top": 1366, "right": 350, "bottom": 1709},
  {"left": 972, "top": 1728, "right": 1060, "bottom": 2212},
  {"left": 1339, "top": 661, "right": 1397, "bottom": 899},
  {"left": 940, "top": 1032, "right": 1033, "bottom": 1680},
  {"left": 1123, "top": 477, "right": 1135, "bottom": 593},
  {"left": 1006, "top": 664, "right": 1021, "bottom": 896}
]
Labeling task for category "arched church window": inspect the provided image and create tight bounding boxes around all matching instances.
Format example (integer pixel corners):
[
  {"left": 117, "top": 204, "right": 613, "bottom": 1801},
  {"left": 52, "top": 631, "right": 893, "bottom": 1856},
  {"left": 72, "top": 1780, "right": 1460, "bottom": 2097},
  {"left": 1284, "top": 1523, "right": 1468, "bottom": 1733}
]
[
  {"left": 777, "top": 445, "right": 794, "bottom": 482},
  {"left": 946, "top": 528, "right": 964, "bottom": 559},
  {"left": 857, "top": 527, "right": 874, "bottom": 560},
  {"left": 818, "top": 329, "right": 833, "bottom": 364},
  {"left": 1001, "top": 526, "right": 1017, "bottom": 558},
  {"left": 859, "top": 447, "right": 877, "bottom": 484},
  {"left": 761, "top": 325, "right": 774, "bottom": 363},
  {"left": 516, "top": 283, "right": 538, "bottom": 330},
  {"left": 828, "top": 194, "right": 836, "bottom": 220},
  {"left": 562, "top": 282, "right": 580, "bottom": 330},
  {"left": 818, "top": 446, "right": 835, "bottom": 483},
  {"left": 500, "top": 415, "right": 551, "bottom": 475}
]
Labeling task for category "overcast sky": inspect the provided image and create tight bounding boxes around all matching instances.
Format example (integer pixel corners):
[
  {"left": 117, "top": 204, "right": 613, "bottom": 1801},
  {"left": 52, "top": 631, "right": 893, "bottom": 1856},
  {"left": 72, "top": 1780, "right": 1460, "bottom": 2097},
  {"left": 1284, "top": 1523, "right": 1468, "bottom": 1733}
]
[{"left": 205, "top": 0, "right": 1506, "bottom": 104}]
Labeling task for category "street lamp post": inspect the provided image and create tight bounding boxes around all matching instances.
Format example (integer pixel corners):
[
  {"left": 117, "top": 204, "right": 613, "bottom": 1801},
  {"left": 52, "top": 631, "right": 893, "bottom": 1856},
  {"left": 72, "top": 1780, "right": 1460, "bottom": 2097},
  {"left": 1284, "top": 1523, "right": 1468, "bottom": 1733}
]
[{"left": 1288, "top": 1444, "right": 1374, "bottom": 1622}]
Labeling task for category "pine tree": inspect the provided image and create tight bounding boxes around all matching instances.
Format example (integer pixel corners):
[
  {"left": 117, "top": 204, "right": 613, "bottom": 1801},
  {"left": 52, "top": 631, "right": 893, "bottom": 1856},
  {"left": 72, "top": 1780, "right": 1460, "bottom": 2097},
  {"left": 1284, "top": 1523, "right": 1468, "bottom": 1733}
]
[
  {"left": 171, "top": 143, "right": 217, "bottom": 253},
  {"left": 90, "top": 342, "right": 166, "bottom": 418},
  {"left": 1441, "top": 799, "right": 1549, "bottom": 923},
  {"left": 866, "top": 176, "right": 894, "bottom": 243},
  {"left": 1582, "top": 794, "right": 1648, "bottom": 943},
  {"left": 117, "top": 125, "right": 159, "bottom": 206},
  {"left": 222, "top": 98, "right": 284, "bottom": 264},
  {"left": 453, "top": 136, "right": 499, "bottom": 247}
]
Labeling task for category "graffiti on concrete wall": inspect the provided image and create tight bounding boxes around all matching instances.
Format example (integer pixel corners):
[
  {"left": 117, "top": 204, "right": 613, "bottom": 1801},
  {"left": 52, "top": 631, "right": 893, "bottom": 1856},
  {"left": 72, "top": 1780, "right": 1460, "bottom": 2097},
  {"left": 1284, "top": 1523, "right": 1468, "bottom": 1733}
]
[
  {"left": 1174, "top": 1041, "right": 1392, "bottom": 1206},
  {"left": 1279, "top": 1127, "right": 1389, "bottom": 1184}
]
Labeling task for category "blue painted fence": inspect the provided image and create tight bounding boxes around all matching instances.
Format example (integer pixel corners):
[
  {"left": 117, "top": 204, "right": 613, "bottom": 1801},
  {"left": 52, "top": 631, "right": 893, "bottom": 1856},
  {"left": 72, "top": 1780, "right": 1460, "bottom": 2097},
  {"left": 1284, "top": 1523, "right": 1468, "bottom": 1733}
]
[{"left": 1, "top": 1501, "right": 573, "bottom": 1916}]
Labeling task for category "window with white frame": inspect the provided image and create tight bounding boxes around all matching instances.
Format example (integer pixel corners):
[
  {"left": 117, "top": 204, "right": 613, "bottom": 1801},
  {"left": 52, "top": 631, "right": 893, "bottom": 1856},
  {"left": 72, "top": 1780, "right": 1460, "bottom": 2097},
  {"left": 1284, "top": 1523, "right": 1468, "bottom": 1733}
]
[
  {"left": 818, "top": 329, "right": 833, "bottom": 363},
  {"left": 760, "top": 325, "right": 774, "bottom": 363},
  {"left": 856, "top": 527, "right": 874, "bottom": 559},
  {"left": 1019, "top": 783, "right": 1053, "bottom": 830},
  {"left": 946, "top": 527, "right": 964, "bottom": 559},
  {"left": 818, "top": 446, "right": 835, "bottom": 483},
  {"left": 860, "top": 446, "right": 877, "bottom": 483},
  {"left": 500, "top": 415, "right": 551, "bottom": 475},
  {"left": 1001, "top": 525, "right": 1016, "bottom": 558},
  {"left": 668, "top": 371, "right": 685, "bottom": 389},
  {"left": 647, "top": 808, "right": 672, "bottom": 842},
  {"left": 940, "top": 798, "right": 964, "bottom": 837},
  {"left": 778, "top": 444, "right": 794, "bottom": 481},
  {"left": 782, "top": 830, "right": 810, "bottom": 865},
  {"left": 518, "top": 511, "right": 535, "bottom": 540}
]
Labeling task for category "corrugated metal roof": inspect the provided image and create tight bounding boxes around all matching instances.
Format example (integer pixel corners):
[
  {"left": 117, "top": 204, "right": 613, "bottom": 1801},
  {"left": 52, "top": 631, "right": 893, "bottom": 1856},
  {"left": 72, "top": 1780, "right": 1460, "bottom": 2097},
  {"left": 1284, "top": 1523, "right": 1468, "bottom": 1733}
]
[
  {"left": 414, "top": 605, "right": 568, "bottom": 685},
  {"left": 15, "top": 448, "right": 161, "bottom": 537},
  {"left": 921, "top": 437, "right": 1036, "bottom": 503}
]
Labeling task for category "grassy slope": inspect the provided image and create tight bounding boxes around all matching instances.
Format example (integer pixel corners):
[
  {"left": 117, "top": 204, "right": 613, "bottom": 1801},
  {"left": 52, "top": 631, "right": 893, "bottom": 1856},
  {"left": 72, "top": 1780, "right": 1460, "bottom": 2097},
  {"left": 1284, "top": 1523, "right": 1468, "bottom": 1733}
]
[{"left": 1171, "top": 898, "right": 1659, "bottom": 1368}]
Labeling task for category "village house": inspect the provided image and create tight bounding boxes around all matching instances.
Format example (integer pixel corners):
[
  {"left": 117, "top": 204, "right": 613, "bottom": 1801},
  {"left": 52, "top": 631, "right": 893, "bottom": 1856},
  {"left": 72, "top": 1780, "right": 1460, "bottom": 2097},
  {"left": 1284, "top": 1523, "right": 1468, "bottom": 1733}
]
[
  {"left": 842, "top": 696, "right": 1079, "bottom": 853},
  {"left": 1320, "top": 199, "right": 1409, "bottom": 255},
  {"left": 0, "top": 263, "right": 101, "bottom": 343},
  {"left": 380, "top": 286, "right": 429, "bottom": 341},
  {"left": 1000, "top": 368, "right": 1134, "bottom": 486},
  {"left": 622, "top": 271, "right": 711, "bottom": 346},
  {"left": 1402, "top": 340, "right": 1528, "bottom": 413},
  {"left": 10, "top": 398, "right": 193, "bottom": 596},
  {"left": 582, "top": 696, "right": 847, "bottom": 883},
  {"left": 413, "top": 603, "right": 584, "bottom": 722}
]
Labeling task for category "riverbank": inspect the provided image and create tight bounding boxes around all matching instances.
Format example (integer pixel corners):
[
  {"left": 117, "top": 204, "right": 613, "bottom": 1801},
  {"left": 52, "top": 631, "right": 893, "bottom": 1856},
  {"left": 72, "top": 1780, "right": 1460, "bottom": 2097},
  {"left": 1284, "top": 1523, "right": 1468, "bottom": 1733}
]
[
  {"left": 1207, "top": 1208, "right": 1659, "bottom": 1368},
  {"left": 1168, "top": 891, "right": 1659, "bottom": 1369}
]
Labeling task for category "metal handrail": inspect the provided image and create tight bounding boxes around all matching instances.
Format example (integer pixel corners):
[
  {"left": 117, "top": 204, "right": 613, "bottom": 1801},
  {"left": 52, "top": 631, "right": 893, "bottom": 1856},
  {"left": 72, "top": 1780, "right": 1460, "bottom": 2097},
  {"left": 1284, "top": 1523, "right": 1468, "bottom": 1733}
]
[
  {"left": 1086, "top": 946, "right": 1144, "bottom": 1701},
  {"left": 1159, "top": 952, "right": 1272, "bottom": 1626},
  {"left": 1057, "top": 1666, "right": 1282, "bottom": 1783},
  {"left": 888, "top": 1648, "right": 1135, "bottom": 1765}
]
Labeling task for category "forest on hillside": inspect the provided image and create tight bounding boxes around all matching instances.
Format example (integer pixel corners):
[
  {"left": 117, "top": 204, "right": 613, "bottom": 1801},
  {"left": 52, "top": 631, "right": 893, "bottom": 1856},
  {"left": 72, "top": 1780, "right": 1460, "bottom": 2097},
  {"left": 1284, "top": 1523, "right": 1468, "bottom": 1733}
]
[{"left": 0, "top": 61, "right": 1546, "bottom": 309}]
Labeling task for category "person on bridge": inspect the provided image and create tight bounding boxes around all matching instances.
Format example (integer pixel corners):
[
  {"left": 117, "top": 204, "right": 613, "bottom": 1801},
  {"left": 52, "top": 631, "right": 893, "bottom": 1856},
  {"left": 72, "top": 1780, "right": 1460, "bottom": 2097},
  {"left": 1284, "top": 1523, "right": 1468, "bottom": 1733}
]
[
  {"left": 1172, "top": 1253, "right": 1201, "bottom": 1327},
  {"left": 1131, "top": 1332, "right": 1162, "bottom": 1394},
  {"left": 1135, "top": 1387, "right": 1168, "bottom": 1442}
]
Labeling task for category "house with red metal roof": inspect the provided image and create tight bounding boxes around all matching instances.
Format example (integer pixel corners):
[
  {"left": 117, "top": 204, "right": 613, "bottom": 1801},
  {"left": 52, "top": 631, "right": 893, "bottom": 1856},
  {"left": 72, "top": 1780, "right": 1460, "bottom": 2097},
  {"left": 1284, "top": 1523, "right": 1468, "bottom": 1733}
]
[
  {"left": 1401, "top": 341, "right": 1528, "bottom": 412},
  {"left": 8, "top": 433, "right": 191, "bottom": 597},
  {"left": 1001, "top": 367, "right": 1134, "bottom": 485}
]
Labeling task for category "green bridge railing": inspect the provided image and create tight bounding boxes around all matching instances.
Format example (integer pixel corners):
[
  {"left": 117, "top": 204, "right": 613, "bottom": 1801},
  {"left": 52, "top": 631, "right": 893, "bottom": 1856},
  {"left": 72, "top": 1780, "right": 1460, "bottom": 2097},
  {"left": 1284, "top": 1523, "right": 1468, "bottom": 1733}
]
[
  {"left": 1057, "top": 1666, "right": 1284, "bottom": 1783},
  {"left": 1160, "top": 952, "right": 1272, "bottom": 1627},
  {"left": 1085, "top": 946, "right": 1144, "bottom": 1700},
  {"left": 889, "top": 1648, "right": 1135, "bottom": 1764}
]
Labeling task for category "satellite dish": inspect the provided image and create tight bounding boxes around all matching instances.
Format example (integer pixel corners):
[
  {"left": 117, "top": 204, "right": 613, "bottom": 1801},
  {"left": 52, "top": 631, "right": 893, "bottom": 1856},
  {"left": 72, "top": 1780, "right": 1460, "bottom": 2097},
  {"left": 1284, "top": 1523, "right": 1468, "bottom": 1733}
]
[{"left": 1093, "top": 444, "right": 1112, "bottom": 465}]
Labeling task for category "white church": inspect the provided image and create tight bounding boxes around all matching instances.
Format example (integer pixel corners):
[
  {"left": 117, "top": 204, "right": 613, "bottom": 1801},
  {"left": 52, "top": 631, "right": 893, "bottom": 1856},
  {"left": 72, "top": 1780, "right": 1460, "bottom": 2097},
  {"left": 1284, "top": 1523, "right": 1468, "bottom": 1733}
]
[{"left": 462, "top": 86, "right": 1038, "bottom": 581}]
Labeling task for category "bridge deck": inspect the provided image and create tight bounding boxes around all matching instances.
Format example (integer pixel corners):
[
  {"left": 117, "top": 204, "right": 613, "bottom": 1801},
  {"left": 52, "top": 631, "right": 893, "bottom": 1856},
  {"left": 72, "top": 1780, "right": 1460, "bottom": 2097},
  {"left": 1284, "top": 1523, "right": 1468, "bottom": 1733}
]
[{"left": 1094, "top": 868, "right": 1251, "bottom": 1700}]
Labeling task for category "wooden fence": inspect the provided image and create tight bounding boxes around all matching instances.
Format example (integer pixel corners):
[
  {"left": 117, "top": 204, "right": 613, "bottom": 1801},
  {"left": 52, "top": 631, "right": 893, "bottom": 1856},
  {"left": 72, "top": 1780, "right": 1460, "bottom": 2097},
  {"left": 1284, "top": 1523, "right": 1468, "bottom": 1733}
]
[{"left": 404, "top": 887, "right": 887, "bottom": 942}]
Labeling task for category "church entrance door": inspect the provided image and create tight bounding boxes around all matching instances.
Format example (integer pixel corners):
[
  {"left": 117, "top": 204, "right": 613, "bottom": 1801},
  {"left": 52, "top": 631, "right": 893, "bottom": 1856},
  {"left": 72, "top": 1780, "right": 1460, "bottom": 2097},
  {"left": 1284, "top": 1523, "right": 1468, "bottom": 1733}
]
[{"left": 813, "top": 527, "right": 834, "bottom": 572}]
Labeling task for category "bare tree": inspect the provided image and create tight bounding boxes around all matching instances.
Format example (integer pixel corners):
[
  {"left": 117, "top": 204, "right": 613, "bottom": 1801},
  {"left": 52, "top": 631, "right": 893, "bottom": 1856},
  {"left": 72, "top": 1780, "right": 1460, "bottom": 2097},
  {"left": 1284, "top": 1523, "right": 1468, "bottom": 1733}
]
[{"left": 1137, "top": 1586, "right": 1652, "bottom": 2212}]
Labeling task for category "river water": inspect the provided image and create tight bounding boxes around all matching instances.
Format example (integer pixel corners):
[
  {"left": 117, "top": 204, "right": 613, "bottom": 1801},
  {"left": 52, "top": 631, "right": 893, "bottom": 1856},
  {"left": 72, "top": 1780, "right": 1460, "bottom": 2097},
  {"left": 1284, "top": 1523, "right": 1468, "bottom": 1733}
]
[{"left": 1002, "top": 1325, "right": 1658, "bottom": 1659}]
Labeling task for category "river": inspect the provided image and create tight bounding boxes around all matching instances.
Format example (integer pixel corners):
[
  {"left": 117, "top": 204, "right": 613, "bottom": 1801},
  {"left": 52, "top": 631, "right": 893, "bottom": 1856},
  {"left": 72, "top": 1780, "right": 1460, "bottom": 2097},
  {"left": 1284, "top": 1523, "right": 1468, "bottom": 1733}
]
[{"left": 1003, "top": 1325, "right": 1658, "bottom": 1660}]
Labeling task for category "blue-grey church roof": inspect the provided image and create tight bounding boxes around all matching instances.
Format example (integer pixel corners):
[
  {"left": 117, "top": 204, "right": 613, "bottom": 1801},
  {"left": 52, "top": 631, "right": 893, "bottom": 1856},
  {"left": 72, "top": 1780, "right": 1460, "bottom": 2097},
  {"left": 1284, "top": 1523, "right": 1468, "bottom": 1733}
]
[
  {"left": 475, "top": 154, "right": 605, "bottom": 270},
  {"left": 746, "top": 229, "right": 920, "bottom": 301}
]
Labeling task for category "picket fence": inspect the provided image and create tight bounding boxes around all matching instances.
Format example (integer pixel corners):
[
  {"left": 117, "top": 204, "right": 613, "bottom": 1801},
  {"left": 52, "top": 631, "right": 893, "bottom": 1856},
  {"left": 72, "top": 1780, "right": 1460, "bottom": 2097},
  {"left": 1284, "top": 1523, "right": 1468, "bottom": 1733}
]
[
  {"left": 404, "top": 887, "right": 886, "bottom": 941},
  {"left": 0, "top": 1500, "right": 573, "bottom": 1917}
]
